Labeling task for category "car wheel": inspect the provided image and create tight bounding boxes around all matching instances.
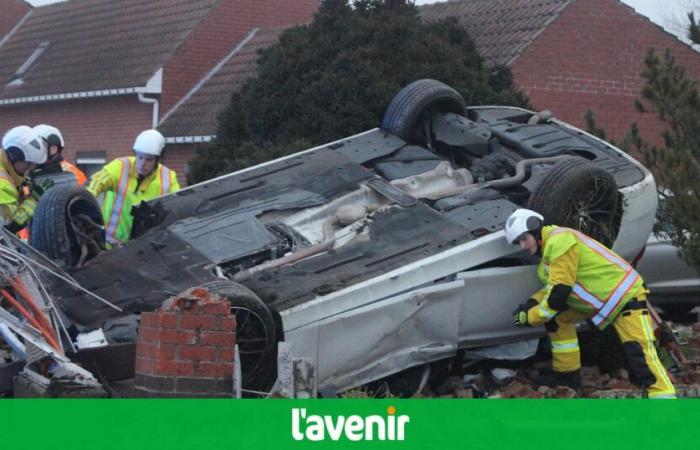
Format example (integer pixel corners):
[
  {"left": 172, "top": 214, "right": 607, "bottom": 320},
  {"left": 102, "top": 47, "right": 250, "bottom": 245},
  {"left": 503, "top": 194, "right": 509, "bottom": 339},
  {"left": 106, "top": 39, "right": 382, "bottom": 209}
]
[
  {"left": 29, "top": 185, "right": 104, "bottom": 267},
  {"left": 381, "top": 79, "right": 466, "bottom": 143},
  {"left": 528, "top": 157, "right": 621, "bottom": 247},
  {"left": 202, "top": 280, "right": 279, "bottom": 394}
]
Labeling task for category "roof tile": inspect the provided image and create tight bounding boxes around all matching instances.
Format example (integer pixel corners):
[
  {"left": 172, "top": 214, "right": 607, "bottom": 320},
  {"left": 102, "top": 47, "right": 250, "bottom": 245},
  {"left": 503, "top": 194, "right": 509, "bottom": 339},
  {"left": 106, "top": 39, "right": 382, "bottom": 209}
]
[
  {"left": 160, "top": 0, "right": 574, "bottom": 138},
  {"left": 420, "top": 0, "right": 573, "bottom": 66},
  {"left": 0, "top": 0, "right": 218, "bottom": 100},
  {"left": 158, "top": 27, "right": 284, "bottom": 138}
]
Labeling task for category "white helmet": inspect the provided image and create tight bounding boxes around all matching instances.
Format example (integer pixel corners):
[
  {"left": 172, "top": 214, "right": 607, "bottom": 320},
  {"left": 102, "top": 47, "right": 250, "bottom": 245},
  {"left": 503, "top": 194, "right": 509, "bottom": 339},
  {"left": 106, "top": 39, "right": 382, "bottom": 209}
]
[
  {"left": 504, "top": 208, "right": 544, "bottom": 245},
  {"left": 2, "top": 125, "right": 48, "bottom": 164},
  {"left": 33, "top": 124, "right": 65, "bottom": 149},
  {"left": 133, "top": 129, "right": 165, "bottom": 157}
]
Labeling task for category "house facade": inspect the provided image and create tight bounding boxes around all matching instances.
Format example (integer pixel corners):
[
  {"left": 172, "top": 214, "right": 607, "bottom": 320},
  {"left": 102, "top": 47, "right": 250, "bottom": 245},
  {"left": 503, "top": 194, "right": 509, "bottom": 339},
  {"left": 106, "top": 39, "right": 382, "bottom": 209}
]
[
  {"left": 422, "top": 0, "right": 700, "bottom": 146},
  {"left": 0, "top": 0, "right": 318, "bottom": 179},
  {"left": 2, "top": 0, "right": 699, "bottom": 183}
]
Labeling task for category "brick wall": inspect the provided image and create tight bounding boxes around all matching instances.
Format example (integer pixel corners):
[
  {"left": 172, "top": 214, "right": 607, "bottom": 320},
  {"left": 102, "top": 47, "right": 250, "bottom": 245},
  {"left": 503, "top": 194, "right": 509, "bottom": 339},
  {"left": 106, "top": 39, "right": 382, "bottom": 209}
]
[
  {"left": 0, "top": 0, "right": 30, "bottom": 43},
  {"left": 164, "top": 143, "right": 199, "bottom": 183},
  {"left": 0, "top": 96, "right": 152, "bottom": 165},
  {"left": 160, "top": 0, "right": 319, "bottom": 116},
  {"left": 0, "top": 98, "right": 200, "bottom": 185},
  {"left": 135, "top": 287, "right": 236, "bottom": 398},
  {"left": 512, "top": 0, "right": 700, "bottom": 148}
]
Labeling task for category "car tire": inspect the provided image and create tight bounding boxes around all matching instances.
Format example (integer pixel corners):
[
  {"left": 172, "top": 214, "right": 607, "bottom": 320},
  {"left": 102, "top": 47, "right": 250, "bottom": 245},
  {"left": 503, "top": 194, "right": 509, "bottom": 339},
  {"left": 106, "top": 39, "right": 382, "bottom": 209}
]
[
  {"left": 528, "top": 157, "right": 621, "bottom": 247},
  {"left": 381, "top": 79, "right": 466, "bottom": 143},
  {"left": 29, "top": 185, "right": 104, "bottom": 267},
  {"left": 202, "top": 280, "right": 279, "bottom": 394}
]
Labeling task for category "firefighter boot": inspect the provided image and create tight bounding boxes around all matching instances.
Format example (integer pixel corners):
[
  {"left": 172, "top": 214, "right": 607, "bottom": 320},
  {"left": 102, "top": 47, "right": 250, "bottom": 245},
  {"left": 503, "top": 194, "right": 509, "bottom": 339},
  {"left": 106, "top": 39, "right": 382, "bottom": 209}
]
[{"left": 535, "top": 369, "right": 582, "bottom": 389}]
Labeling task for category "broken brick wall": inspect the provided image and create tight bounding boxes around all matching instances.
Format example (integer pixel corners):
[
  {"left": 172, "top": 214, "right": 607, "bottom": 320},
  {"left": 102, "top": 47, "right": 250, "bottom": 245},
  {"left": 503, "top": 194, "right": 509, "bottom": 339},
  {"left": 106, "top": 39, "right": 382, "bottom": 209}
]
[{"left": 135, "top": 288, "right": 236, "bottom": 398}]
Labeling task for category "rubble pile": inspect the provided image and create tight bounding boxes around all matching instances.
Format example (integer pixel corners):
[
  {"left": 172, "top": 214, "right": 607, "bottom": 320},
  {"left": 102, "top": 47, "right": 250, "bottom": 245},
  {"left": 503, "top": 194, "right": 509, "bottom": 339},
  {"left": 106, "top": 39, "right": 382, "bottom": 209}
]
[
  {"left": 417, "top": 320, "right": 700, "bottom": 399},
  {"left": 134, "top": 287, "right": 237, "bottom": 398}
]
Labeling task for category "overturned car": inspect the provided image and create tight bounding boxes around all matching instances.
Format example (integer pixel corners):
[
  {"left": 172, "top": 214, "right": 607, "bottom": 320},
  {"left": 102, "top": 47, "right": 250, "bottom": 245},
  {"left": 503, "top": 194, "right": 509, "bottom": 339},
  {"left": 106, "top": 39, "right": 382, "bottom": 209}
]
[{"left": 30, "top": 80, "right": 656, "bottom": 394}]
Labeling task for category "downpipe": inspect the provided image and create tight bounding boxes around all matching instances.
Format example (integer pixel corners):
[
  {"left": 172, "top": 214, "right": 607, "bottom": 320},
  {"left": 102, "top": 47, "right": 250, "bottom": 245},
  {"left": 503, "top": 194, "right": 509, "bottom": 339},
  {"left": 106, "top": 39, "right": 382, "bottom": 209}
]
[{"left": 138, "top": 93, "right": 159, "bottom": 128}]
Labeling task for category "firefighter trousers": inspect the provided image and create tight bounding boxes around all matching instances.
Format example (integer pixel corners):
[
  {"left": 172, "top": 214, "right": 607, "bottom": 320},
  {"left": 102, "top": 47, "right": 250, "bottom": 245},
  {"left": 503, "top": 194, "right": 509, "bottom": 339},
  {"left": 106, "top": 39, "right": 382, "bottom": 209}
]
[{"left": 544, "top": 303, "right": 675, "bottom": 398}]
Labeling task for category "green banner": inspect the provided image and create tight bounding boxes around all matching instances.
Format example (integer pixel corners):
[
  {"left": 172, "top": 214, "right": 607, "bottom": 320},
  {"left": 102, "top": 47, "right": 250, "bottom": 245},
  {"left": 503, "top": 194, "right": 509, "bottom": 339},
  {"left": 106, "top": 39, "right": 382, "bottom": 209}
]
[{"left": 1, "top": 399, "right": 696, "bottom": 449}]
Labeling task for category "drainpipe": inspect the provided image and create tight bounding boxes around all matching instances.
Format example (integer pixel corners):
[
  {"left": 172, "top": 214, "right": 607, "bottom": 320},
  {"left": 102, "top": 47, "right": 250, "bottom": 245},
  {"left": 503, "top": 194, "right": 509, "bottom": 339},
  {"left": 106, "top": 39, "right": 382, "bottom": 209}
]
[{"left": 138, "top": 93, "right": 159, "bottom": 129}]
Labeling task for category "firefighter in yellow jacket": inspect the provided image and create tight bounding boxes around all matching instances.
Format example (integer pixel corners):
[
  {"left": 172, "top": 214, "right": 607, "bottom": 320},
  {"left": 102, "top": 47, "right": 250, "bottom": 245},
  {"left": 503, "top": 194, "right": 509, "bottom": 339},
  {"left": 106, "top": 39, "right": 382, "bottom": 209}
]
[
  {"left": 0, "top": 126, "right": 48, "bottom": 232},
  {"left": 505, "top": 208, "right": 675, "bottom": 399},
  {"left": 88, "top": 129, "right": 180, "bottom": 246}
]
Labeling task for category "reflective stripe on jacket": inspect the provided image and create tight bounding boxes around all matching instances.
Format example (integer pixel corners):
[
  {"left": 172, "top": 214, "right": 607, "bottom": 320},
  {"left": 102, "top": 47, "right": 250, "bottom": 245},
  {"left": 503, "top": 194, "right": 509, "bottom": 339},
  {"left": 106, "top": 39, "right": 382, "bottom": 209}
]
[
  {"left": 531, "top": 225, "right": 646, "bottom": 330},
  {"left": 87, "top": 156, "right": 180, "bottom": 245}
]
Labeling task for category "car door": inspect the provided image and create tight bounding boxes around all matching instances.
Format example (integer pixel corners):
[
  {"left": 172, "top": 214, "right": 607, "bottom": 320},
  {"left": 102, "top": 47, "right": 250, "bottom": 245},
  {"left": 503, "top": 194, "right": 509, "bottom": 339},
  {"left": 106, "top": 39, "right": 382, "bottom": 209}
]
[{"left": 456, "top": 265, "right": 546, "bottom": 347}]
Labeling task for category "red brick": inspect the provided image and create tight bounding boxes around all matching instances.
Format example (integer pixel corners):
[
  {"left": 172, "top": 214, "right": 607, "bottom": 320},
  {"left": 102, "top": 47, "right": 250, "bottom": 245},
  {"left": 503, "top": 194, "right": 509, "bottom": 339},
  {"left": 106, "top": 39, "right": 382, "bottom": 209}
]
[
  {"left": 158, "top": 329, "right": 198, "bottom": 345},
  {"left": 155, "top": 312, "right": 178, "bottom": 329},
  {"left": 135, "top": 356, "right": 154, "bottom": 374},
  {"left": 219, "top": 316, "right": 236, "bottom": 331},
  {"left": 199, "top": 331, "right": 236, "bottom": 347},
  {"left": 216, "top": 347, "right": 235, "bottom": 363},
  {"left": 138, "top": 326, "right": 158, "bottom": 342},
  {"left": 154, "top": 343, "right": 177, "bottom": 361},
  {"left": 192, "top": 362, "right": 235, "bottom": 378},
  {"left": 509, "top": 0, "right": 700, "bottom": 147},
  {"left": 196, "top": 301, "right": 230, "bottom": 316},
  {"left": 178, "top": 345, "right": 216, "bottom": 362},
  {"left": 141, "top": 311, "right": 178, "bottom": 329},
  {"left": 154, "top": 360, "right": 196, "bottom": 377},
  {"left": 179, "top": 314, "right": 219, "bottom": 330}
]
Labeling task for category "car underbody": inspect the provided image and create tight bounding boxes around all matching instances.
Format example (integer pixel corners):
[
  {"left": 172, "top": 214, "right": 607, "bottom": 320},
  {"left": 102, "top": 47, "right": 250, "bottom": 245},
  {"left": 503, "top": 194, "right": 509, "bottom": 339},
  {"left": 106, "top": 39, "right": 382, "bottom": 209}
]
[{"left": 22, "top": 80, "right": 657, "bottom": 394}]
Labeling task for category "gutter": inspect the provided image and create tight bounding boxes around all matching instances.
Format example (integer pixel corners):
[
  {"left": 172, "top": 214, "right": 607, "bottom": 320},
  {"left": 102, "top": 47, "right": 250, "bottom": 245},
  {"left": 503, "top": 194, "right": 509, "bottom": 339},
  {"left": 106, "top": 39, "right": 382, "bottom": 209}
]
[
  {"left": 164, "top": 135, "right": 215, "bottom": 144},
  {"left": 0, "top": 68, "right": 163, "bottom": 107}
]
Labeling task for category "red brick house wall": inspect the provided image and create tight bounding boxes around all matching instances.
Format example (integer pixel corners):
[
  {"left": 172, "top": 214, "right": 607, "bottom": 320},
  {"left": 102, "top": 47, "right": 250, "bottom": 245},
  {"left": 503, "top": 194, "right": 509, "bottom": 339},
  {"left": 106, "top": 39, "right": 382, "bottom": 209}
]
[
  {"left": 160, "top": 0, "right": 319, "bottom": 115},
  {"left": 165, "top": 143, "right": 200, "bottom": 180},
  {"left": 0, "top": 96, "right": 151, "bottom": 166},
  {"left": 512, "top": 0, "right": 700, "bottom": 148},
  {"left": 0, "top": 0, "right": 30, "bottom": 42},
  {"left": 0, "top": 97, "right": 194, "bottom": 178}
]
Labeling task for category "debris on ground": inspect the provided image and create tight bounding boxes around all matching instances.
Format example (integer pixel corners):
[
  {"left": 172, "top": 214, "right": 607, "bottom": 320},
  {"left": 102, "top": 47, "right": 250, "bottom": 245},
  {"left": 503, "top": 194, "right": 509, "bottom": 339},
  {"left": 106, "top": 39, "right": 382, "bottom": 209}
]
[{"left": 412, "top": 316, "right": 700, "bottom": 399}]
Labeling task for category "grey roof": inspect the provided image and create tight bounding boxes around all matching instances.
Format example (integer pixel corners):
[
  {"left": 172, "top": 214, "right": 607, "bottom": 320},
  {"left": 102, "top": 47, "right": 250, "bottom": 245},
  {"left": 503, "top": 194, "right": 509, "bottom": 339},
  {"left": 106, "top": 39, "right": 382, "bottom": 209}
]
[
  {"left": 0, "top": 0, "right": 219, "bottom": 100},
  {"left": 419, "top": 0, "right": 573, "bottom": 67},
  {"left": 159, "top": 27, "right": 283, "bottom": 138}
]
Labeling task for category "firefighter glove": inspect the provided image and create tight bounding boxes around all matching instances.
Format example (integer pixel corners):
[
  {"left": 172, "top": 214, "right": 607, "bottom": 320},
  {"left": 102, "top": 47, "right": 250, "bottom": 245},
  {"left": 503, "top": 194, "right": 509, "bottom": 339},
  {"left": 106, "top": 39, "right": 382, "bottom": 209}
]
[{"left": 513, "top": 304, "right": 531, "bottom": 328}]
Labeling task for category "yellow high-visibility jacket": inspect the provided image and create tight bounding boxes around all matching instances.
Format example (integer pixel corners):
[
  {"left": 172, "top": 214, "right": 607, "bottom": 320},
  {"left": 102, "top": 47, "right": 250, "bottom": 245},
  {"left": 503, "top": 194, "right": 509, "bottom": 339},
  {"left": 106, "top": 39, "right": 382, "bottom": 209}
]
[
  {"left": 88, "top": 156, "right": 180, "bottom": 245},
  {"left": 528, "top": 225, "right": 647, "bottom": 330},
  {"left": 0, "top": 150, "right": 36, "bottom": 230}
]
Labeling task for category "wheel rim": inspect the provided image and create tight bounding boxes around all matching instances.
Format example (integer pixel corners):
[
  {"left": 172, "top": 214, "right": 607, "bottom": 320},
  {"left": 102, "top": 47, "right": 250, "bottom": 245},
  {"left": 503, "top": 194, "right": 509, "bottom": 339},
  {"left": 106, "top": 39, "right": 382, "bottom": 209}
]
[
  {"left": 560, "top": 175, "right": 619, "bottom": 245},
  {"left": 230, "top": 305, "right": 272, "bottom": 381}
]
